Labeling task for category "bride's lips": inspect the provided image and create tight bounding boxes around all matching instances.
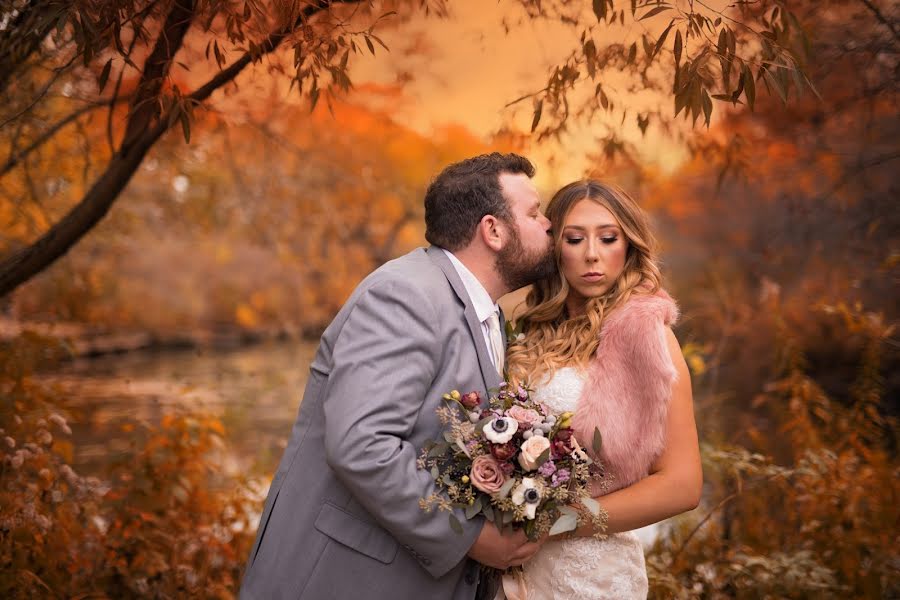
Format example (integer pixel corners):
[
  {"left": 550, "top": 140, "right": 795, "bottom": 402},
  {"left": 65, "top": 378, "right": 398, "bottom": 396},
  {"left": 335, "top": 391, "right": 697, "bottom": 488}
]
[{"left": 582, "top": 272, "right": 604, "bottom": 282}]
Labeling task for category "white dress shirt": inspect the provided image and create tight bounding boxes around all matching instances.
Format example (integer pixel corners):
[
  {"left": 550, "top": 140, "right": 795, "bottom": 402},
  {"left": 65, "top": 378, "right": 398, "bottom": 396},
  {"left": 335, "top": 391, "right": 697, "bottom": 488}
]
[{"left": 441, "top": 249, "right": 501, "bottom": 370}]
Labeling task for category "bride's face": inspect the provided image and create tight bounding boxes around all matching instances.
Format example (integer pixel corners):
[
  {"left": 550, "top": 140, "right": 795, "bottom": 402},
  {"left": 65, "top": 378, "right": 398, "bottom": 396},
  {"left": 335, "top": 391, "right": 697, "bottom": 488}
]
[{"left": 559, "top": 198, "right": 628, "bottom": 315}]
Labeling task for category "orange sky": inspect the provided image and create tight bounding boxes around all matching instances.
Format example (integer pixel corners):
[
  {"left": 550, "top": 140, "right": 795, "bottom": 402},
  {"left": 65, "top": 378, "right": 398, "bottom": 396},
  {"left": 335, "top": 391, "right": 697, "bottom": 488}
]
[{"left": 344, "top": 0, "right": 699, "bottom": 188}]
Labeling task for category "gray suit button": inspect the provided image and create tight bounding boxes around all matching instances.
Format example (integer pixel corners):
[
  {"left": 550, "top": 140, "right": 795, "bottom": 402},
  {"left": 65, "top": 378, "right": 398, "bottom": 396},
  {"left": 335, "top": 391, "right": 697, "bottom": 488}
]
[{"left": 422, "top": 557, "right": 432, "bottom": 566}]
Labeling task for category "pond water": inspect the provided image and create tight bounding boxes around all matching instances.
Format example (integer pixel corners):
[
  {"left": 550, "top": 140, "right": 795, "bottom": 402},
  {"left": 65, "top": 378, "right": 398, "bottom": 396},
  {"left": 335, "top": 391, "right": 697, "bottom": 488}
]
[{"left": 39, "top": 340, "right": 318, "bottom": 479}]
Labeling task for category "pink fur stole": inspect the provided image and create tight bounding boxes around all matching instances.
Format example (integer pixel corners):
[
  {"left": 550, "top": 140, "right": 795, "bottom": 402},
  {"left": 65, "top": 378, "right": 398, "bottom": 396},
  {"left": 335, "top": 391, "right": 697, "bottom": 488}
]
[{"left": 571, "top": 289, "right": 679, "bottom": 495}]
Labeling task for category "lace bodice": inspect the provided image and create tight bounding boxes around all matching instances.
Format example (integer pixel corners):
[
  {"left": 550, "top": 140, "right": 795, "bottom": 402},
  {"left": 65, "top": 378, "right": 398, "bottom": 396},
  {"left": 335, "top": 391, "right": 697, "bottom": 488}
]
[
  {"left": 517, "top": 368, "right": 648, "bottom": 600},
  {"left": 531, "top": 366, "right": 584, "bottom": 416}
]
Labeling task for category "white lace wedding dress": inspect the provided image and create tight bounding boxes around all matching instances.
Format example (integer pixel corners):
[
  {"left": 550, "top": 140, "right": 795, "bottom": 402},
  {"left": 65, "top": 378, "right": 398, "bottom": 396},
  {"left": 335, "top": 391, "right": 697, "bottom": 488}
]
[{"left": 521, "top": 367, "right": 648, "bottom": 600}]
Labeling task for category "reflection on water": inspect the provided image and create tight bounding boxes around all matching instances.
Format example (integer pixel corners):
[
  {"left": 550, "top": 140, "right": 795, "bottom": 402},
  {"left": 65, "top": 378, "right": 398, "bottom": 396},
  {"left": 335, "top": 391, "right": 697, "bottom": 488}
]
[{"left": 39, "top": 340, "right": 318, "bottom": 478}]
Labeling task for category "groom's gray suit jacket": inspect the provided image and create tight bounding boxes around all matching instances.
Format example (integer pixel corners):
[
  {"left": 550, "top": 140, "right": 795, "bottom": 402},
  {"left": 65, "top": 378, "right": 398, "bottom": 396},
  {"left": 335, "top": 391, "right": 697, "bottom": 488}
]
[{"left": 241, "top": 246, "right": 504, "bottom": 600}]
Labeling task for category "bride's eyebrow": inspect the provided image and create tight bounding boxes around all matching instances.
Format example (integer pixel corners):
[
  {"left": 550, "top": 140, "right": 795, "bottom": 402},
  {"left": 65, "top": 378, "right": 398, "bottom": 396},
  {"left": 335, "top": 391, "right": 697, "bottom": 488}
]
[{"left": 563, "top": 224, "right": 620, "bottom": 232}]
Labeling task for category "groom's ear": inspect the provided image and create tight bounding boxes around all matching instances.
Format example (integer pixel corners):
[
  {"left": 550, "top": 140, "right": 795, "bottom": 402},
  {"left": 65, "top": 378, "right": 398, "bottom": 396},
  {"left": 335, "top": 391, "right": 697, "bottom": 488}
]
[{"left": 478, "top": 214, "right": 504, "bottom": 252}]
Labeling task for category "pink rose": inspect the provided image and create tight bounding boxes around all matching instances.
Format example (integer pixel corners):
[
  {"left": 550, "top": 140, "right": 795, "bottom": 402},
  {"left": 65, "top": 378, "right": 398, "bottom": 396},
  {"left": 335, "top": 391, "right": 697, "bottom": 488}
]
[
  {"left": 517, "top": 435, "right": 551, "bottom": 471},
  {"left": 470, "top": 455, "right": 507, "bottom": 494},
  {"left": 506, "top": 405, "right": 543, "bottom": 429}
]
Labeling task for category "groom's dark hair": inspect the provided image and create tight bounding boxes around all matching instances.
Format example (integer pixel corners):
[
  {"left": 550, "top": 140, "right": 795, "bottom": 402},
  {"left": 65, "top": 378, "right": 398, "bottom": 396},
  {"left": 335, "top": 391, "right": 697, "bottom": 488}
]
[{"left": 424, "top": 152, "right": 536, "bottom": 251}]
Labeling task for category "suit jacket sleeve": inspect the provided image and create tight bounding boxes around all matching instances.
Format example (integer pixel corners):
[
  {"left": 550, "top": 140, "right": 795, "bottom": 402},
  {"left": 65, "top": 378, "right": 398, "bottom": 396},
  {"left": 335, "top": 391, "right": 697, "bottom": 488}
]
[{"left": 322, "top": 277, "right": 483, "bottom": 578}]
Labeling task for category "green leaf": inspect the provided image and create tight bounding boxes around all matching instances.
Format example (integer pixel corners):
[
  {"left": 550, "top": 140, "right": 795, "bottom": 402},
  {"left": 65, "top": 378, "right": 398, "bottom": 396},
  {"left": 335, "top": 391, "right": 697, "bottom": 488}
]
[
  {"left": 497, "top": 477, "right": 517, "bottom": 499},
  {"left": 765, "top": 68, "right": 787, "bottom": 103},
  {"left": 548, "top": 512, "right": 578, "bottom": 536},
  {"left": 465, "top": 497, "right": 483, "bottom": 519},
  {"left": 483, "top": 504, "right": 494, "bottom": 523},
  {"left": 742, "top": 64, "right": 756, "bottom": 109},
  {"left": 673, "top": 30, "right": 682, "bottom": 65},
  {"left": 431, "top": 465, "right": 440, "bottom": 480},
  {"left": 580, "top": 496, "right": 602, "bottom": 518},
  {"left": 627, "top": 42, "right": 637, "bottom": 65},
  {"left": 365, "top": 36, "right": 375, "bottom": 55},
  {"left": 180, "top": 111, "right": 191, "bottom": 143},
  {"left": 428, "top": 442, "right": 450, "bottom": 458},
  {"left": 531, "top": 98, "right": 543, "bottom": 132},
  {"left": 701, "top": 88, "right": 712, "bottom": 126},
  {"left": 716, "top": 28, "right": 727, "bottom": 57},
  {"left": 535, "top": 447, "right": 551, "bottom": 468},
  {"left": 639, "top": 5, "right": 671, "bottom": 21},
  {"left": 98, "top": 58, "right": 112, "bottom": 93},
  {"left": 592, "top": 428, "right": 603, "bottom": 455},
  {"left": 592, "top": 0, "right": 607, "bottom": 22},
  {"left": 310, "top": 86, "right": 320, "bottom": 112},
  {"left": 641, "top": 34, "right": 653, "bottom": 60},
  {"left": 651, "top": 19, "right": 675, "bottom": 62},
  {"left": 449, "top": 513, "right": 463, "bottom": 534},
  {"left": 731, "top": 70, "right": 745, "bottom": 103},
  {"left": 475, "top": 416, "right": 493, "bottom": 435}
]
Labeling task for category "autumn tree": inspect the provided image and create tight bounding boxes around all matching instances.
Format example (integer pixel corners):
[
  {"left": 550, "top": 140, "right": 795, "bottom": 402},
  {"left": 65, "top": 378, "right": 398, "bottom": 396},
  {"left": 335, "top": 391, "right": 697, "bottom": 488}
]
[{"left": 0, "top": 0, "right": 812, "bottom": 297}]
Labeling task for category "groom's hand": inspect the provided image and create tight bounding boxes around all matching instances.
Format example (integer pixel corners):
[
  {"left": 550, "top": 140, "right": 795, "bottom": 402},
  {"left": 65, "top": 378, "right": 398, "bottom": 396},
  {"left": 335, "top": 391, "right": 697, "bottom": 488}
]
[{"left": 466, "top": 522, "right": 544, "bottom": 569}]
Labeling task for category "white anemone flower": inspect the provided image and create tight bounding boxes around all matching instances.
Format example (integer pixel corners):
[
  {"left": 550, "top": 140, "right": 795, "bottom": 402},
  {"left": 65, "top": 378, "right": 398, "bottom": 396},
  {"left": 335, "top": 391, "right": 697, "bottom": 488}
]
[
  {"left": 511, "top": 477, "right": 543, "bottom": 520},
  {"left": 484, "top": 416, "right": 518, "bottom": 444}
]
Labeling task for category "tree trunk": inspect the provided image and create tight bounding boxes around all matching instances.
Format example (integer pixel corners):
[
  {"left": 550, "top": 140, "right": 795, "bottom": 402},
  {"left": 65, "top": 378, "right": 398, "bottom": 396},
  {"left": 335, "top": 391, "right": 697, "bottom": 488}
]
[{"left": 0, "top": 124, "right": 166, "bottom": 297}]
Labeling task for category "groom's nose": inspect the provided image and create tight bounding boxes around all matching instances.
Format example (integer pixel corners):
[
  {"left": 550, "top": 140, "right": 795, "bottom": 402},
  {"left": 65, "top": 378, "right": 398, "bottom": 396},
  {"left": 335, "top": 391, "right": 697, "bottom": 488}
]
[{"left": 540, "top": 214, "right": 551, "bottom": 232}]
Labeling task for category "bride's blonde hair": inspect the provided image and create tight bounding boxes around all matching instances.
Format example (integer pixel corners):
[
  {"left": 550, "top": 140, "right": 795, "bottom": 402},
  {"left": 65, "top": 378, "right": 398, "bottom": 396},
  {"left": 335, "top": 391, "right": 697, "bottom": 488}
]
[{"left": 506, "top": 180, "right": 662, "bottom": 386}]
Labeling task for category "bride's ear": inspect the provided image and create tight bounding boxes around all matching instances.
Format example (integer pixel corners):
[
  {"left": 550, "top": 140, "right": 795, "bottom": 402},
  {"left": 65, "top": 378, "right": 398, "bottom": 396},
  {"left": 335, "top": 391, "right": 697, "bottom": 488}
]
[{"left": 478, "top": 214, "right": 504, "bottom": 252}]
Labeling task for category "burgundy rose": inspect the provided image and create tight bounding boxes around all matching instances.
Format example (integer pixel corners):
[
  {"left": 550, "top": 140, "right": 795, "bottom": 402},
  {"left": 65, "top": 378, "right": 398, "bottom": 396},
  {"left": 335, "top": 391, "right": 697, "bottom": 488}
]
[
  {"left": 551, "top": 438, "right": 573, "bottom": 459},
  {"left": 554, "top": 428, "right": 574, "bottom": 441},
  {"left": 470, "top": 455, "right": 506, "bottom": 494},
  {"left": 498, "top": 461, "right": 515, "bottom": 477},
  {"left": 490, "top": 441, "right": 517, "bottom": 461},
  {"left": 460, "top": 391, "right": 481, "bottom": 410}
]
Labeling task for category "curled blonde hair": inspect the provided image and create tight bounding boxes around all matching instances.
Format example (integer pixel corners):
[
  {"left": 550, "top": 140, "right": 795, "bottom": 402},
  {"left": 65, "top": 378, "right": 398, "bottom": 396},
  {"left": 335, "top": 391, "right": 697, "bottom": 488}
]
[{"left": 506, "top": 180, "right": 662, "bottom": 386}]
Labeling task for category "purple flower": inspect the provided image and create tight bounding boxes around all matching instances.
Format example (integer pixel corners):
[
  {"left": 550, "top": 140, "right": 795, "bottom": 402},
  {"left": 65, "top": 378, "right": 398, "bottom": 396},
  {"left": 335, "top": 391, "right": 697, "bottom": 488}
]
[
  {"left": 550, "top": 468, "right": 571, "bottom": 487},
  {"left": 538, "top": 460, "right": 557, "bottom": 477}
]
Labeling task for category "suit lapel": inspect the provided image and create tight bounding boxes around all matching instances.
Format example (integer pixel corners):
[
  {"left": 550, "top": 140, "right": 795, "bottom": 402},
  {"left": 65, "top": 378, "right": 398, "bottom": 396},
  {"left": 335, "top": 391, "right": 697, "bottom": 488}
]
[{"left": 426, "top": 246, "right": 502, "bottom": 392}]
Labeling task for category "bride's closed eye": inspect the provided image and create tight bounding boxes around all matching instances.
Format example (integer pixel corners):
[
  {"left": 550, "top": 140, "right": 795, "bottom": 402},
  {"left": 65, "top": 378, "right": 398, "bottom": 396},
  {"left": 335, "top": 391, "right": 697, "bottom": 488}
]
[{"left": 565, "top": 236, "right": 618, "bottom": 245}]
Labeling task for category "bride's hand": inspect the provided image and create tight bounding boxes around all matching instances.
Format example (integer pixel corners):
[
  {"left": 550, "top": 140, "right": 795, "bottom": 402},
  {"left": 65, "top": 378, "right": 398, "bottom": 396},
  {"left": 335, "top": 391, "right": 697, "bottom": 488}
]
[{"left": 468, "top": 521, "right": 544, "bottom": 569}]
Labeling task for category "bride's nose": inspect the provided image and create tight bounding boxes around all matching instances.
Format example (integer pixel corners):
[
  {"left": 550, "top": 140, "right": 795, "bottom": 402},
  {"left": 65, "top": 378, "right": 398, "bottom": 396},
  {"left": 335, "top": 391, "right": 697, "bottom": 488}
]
[{"left": 585, "top": 239, "right": 600, "bottom": 262}]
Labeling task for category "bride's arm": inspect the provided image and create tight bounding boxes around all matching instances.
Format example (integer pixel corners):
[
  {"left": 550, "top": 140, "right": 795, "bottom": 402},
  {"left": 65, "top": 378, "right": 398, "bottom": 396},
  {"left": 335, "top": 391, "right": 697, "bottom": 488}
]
[{"left": 573, "top": 327, "right": 703, "bottom": 537}]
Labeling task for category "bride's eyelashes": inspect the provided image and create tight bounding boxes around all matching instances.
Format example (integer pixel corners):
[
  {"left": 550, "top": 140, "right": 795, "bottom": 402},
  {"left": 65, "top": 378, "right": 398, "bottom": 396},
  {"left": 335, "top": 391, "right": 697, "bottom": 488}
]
[{"left": 564, "top": 236, "right": 619, "bottom": 245}]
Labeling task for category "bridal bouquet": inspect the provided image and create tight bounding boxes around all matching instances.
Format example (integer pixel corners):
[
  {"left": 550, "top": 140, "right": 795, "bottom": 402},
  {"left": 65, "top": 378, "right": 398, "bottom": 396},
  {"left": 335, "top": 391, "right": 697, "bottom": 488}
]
[{"left": 418, "top": 383, "right": 608, "bottom": 541}]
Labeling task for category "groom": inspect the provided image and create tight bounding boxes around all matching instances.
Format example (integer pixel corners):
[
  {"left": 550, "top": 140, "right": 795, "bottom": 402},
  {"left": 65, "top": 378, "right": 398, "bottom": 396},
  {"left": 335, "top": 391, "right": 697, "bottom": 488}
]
[{"left": 240, "top": 153, "right": 555, "bottom": 600}]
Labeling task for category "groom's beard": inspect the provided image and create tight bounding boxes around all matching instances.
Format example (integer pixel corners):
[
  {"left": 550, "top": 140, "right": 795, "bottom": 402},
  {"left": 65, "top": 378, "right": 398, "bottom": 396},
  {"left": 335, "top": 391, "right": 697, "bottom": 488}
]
[{"left": 495, "top": 225, "right": 555, "bottom": 291}]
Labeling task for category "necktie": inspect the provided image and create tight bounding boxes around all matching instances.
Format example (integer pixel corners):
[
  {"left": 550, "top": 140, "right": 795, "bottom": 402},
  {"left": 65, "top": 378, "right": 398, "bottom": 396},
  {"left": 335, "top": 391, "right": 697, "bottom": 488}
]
[{"left": 485, "top": 311, "right": 505, "bottom": 376}]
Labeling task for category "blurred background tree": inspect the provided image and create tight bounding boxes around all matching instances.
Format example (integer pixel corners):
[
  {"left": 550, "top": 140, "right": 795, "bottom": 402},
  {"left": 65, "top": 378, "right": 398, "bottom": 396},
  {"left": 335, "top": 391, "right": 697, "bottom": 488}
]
[{"left": 0, "top": 0, "right": 811, "bottom": 297}]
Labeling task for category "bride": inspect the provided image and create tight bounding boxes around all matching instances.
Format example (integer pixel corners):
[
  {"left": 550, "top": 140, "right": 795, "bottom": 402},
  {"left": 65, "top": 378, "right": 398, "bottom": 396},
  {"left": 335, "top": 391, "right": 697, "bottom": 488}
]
[{"left": 504, "top": 180, "right": 703, "bottom": 599}]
